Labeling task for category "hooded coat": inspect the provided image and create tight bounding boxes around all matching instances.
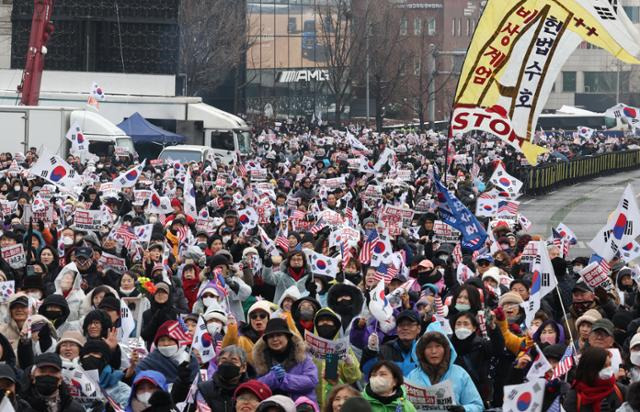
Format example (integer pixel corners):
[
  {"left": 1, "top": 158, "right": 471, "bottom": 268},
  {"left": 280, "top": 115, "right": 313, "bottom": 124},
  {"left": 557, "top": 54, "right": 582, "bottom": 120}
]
[
  {"left": 78, "top": 284, "right": 119, "bottom": 318},
  {"left": 53, "top": 262, "right": 86, "bottom": 322},
  {"left": 326, "top": 283, "right": 364, "bottom": 335},
  {"left": 125, "top": 370, "right": 171, "bottom": 412},
  {"left": 262, "top": 253, "right": 313, "bottom": 305},
  {"left": 253, "top": 333, "right": 319, "bottom": 403},
  {"left": 38, "top": 294, "right": 82, "bottom": 336},
  {"left": 361, "top": 385, "right": 417, "bottom": 412},
  {"left": 407, "top": 325, "right": 484, "bottom": 412},
  {"left": 20, "top": 379, "right": 84, "bottom": 412},
  {"left": 311, "top": 308, "right": 361, "bottom": 407}
]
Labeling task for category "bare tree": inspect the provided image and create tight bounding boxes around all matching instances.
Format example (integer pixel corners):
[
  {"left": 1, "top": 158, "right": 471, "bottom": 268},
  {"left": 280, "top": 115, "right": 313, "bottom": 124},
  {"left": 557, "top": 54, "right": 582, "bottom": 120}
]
[
  {"left": 365, "top": 1, "right": 412, "bottom": 131},
  {"left": 315, "top": 0, "right": 368, "bottom": 124},
  {"left": 179, "top": 0, "right": 251, "bottom": 97}
]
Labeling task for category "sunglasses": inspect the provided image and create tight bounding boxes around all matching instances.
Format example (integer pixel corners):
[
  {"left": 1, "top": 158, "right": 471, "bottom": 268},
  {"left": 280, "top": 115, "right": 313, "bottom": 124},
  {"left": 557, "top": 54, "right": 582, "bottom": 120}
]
[{"left": 250, "top": 312, "right": 268, "bottom": 320}]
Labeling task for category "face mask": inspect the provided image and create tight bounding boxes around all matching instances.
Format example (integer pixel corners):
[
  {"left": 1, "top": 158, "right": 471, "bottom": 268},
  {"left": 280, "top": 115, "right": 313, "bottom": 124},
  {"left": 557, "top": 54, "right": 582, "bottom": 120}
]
[
  {"left": 346, "top": 273, "right": 362, "bottom": 285},
  {"left": 136, "top": 391, "right": 152, "bottom": 405},
  {"left": 455, "top": 303, "right": 471, "bottom": 312},
  {"left": 334, "top": 300, "right": 352, "bottom": 314},
  {"left": 149, "top": 216, "right": 158, "bottom": 224},
  {"left": 34, "top": 375, "right": 59, "bottom": 397},
  {"left": 573, "top": 266, "right": 583, "bottom": 274},
  {"left": 540, "top": 335, "right": 556, "bottom": 345},
  {"left": 202, "top": 297, "right": 217, "bottom": 308},
  {"left": 81, "top": 356, "right": 106, "bottom": 372},
  {"left": 455, "top": 328, "right": 474, "bottom": 340},
  {"left": 207, "top": 323, "right": 222, "bottom": 336},
  {"left": 28, "top": 291, "right": 42, "bottom": 300},
  {"left": 217, "top": 362, "right": 241, "bottom": 381},
  {"left": 63, "top": 237, "right": 74, "bottom": 246},
  {"left": 369, "top": 376, "right": 394, "bottom": 395},
  {"left": 158, "top": 345, "right": 179, "bottom": 358},
  {"left": 13, "top": 186, "right": 20, "bottom": 192},
  {"left": 316, "top": 324, "right": 338, "bottom": 340},
  {"left": 572, "top": 301, "right": 592, "bottom": 316},
  {"left": 630, "top": 351, "right": 640, "bottom": 366},
  {"left": 299, "top": 307, "right": 315, "bottom": 321},
  {"left": 598, "top": 366, "right": 614, "bottom": 380},
  {"left": 44, "top": 310, "right": 64, "bottom": 325}
]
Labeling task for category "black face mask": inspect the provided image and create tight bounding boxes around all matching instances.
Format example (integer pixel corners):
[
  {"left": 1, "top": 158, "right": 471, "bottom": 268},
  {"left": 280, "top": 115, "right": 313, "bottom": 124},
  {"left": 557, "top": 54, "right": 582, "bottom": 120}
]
[
  {"left": 34, "top": 375, "right": 59, "bottom": 396},
  {"left": 299, "top": 308, "right": 315, "bottom": 321},
  {"left": 334, "top": 300, "right": 352, "bottom": 314},
  {"left": 572, "top": 301, "right": 593, "bottom": 316},
  {"left": 217, "top": 362, "right": 241, "bottom": 382},
  {"left": 81, "top": 356, "right": 106, "bottom": 373},
  {"left": 316, "top": 324, "right": 339, "bottom": 340},
  {"left": 43, "top": 310, "right": 65, "bottom": 326}
]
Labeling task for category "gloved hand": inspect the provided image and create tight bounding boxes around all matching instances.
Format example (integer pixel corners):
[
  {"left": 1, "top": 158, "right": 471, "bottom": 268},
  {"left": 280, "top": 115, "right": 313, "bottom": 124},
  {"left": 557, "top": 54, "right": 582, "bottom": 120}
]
[
  {"left": 177, "top": 361, "right": 191, "bottom": 383},
  {"left": 227, "top": 280, "right": 240, "bottom": 294},
  {"left": 494, "top": 306, "right": 505, "bottom": 321},
  {"left": 368, "top": 333, "right": 379, "bottom": 352},
  {"left": 147, "top": 389, "right": 174, "bottom": 411},
  {"left": 447, "top": 406, "right": 465, "bottom": 412},
  {"left": 305, "top": 277, "right": 317, "bottom": 297},
  {"left": 271, "top": 364, "right": 286, "bottom": 381}
]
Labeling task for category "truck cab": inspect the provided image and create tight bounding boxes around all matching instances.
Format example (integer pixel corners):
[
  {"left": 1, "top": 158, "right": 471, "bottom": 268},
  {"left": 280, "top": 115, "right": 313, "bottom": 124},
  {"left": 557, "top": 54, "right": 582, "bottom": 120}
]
[
  {"left": 158, "top": 145, "right": 215, "bottom": 165},
  {"left": 70, "top": 110, "right": 135, "bottom": 158}
]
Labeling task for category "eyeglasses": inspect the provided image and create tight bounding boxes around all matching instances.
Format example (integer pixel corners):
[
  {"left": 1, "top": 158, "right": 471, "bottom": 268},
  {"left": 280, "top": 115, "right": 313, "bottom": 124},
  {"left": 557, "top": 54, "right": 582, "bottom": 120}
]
[
  {"left": 237, "top": 394, "right": 259, "bottom": 403},
  {"left": 250, "top": 312, "right": 268, "bottom": 320}
]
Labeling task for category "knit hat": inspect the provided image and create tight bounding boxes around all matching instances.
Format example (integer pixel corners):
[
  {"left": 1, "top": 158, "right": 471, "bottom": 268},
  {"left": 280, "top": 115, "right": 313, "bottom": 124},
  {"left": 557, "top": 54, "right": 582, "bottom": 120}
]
[
  {"left": 248, "top": 300, "right": 275, "bottom": 318},
  {"left": 482, "top": 267, "right": 501, "bottom": 284},
  {"left": 202, "top": 310, "right": 227, "bottom": 326},
  {"left": 98, "top": 295, "right": 120, "bottom": 313},
  {"left": 630, "top": 332, "right": 640, "bottom": 349},
  {"left": 207, "top": 253, "right": 230, "bottom": 269},
  {"left": 499, "top": 291, "right": 524, "bottom": 306},
  {"left": 340, "top": 397, "right": 373, "bottom": 412},
  {"left": 82, "top": 309, "right": 113, "bottom": 338},
  {"left": 81, "top": 339, "right": 111, "bottom": 363},
  {"left": 242, "top": 247, "right": 259, "bottom": 258},
  {"left": 56, "top": 330, "right": 86, "bottom": 351},
  {"left": 257, "top": 395, "right": 296, "bottom": 412},
  {"left": 153, "top": 320, "right": 182, "bottom": 346},
  {"left": 575, "top": 309, "right": 602, "bottom": 330},
  {"left": 154, "top": 281, "right": 171, "bottom": 294},
  {"left": 23, "top": 275, "right": 45, "bottom": 291}
]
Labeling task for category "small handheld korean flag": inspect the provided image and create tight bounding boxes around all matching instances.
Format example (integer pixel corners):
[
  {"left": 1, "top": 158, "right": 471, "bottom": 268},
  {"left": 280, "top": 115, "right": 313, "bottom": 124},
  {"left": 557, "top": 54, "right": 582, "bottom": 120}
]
[
  {"left": 66, "top": 123, "right": 88, "bottom": 153},
  {"left": 238, "top": 207, "right": 259, "bottom": 232},
  {"left": 134, "top": 224, "right": 153, "bottom": 245},
  {"left": 114, "top": 160, "right": 146, "bottom": 189},
  {"left": 191, "top": 315, "right": 216, "bottom": 364},
  {"left": 148, "top": 188, "right": 172, "bottom": 214},
  {"left": 183, "top": 171, "right": 198, "bottom": 220},
  {"left": 305, "top": 250, "right": 340, "bottom": 278},
  {"left": 369, "top": 280, "right": 395, "bottom": 330},
  {"left": 490, "top": 163, "right": 523, "bottom": 199},
  {"left": 526, "top": 344, "right": 552, "bottom": 380},
  {"left": 503, "top": 379, "right": 545, "bottom": 412}
]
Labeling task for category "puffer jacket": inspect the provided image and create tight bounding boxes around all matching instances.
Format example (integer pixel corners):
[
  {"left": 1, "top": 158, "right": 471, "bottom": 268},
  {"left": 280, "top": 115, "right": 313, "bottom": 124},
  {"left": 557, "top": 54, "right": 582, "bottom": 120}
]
[
  {"left": 407, "top": 323, "right": 484, "bottom": 412},
  {"left": 361, "top": 385, "right": 417, "bottom": 412},
  {"left": 253, "top": 333, "right": 319, "bottom": 403},
  {"left": 261, "top": 257, "right": 313, "bottom": 305}
]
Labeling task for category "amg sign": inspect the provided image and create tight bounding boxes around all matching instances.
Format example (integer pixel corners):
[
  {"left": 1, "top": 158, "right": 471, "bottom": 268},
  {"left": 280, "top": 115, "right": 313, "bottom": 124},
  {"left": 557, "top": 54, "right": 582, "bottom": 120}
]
[{"left": 277, "top": 69, "right": 330, "bottom": 83}]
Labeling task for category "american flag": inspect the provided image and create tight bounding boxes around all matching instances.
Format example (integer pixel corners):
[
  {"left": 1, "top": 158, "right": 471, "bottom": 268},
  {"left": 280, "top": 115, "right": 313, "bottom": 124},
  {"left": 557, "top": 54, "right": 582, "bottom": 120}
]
[
  {"left": 345, "top": 206, "right": 354, "bottom": 222},
  {"left": 497, "top": 200, "right": 519, "bottom": 215},
  {"left": 452, "top": 243, "right": 463, "bottom": 266},
  {"left": 167, "top": 320, "right": 193, "bottom": 346},
  {"left": 176, "top": 225, "right": 190, "bottom": 244},
  {"left": 359, "top": 230, "right": 379, "bottom": 264},
  {"left": 310, "top": 218, "right": 327, "bottom": 235},
  {"left": 276, "top": 228, "right": 289, "bottom": 252},
  {"left": 372, "top": 263, "right": 394, "bottom": 284},
  {"left": 435, "top": 295, "right": 446, "bottom": 317},
  {"left": 114, "top": 224, "right": 136, "bottom": 249},
  {"left": 213, "top": 268, "right": 229, "bottom": 297},
  {"left": 551, "top": 345, "right": 574, "bottom": 380},
  {"left": 237, "top": 163, "right": 247, "bottom": 178},
  {"left": 340, "top": 242, "right": 353, "bottom": 271},
  {"left": 197, "top": 400, "right": 213, "bottom": 412},
  {"left": 290, "top": 209, "right": 306, "bottom": 221},
  {"left": 471, "top": 163, "right": 480, "bottom": 179}
]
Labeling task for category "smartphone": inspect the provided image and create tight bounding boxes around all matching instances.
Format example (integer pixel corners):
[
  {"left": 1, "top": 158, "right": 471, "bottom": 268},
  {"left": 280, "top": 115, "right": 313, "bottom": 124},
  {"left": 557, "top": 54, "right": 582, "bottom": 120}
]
[
  {"left": 26, "top": 265, "right": 36, "bottom": 277},
  {"left": 31, "top": 322, "right": 46, "bottom": 333},
  {"left": 325, "top": 353, "right": 339, "bottom": 380}
]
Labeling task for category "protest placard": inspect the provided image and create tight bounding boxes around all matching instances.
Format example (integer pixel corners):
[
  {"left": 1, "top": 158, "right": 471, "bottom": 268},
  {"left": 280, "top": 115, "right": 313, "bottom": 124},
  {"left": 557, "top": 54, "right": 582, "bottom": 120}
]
[
  {"left": 73, "top": 209, "right": 103, "bottom": 231},
  {"left": 319, "top": 177, "right": 345, "bottom": 189},
  {"left": 381, "top": 205, "right": 415, "bottom": 228},
  {"left": 433, "top": 221, "right": 462, "bottom": 244},
  {"left": 133, "top": 190, "right": 152, "bottom": 204},
  {"left": 98, "top": 252, "right": 128, "bottom": 273},
  {"left": 404, "top": 380, "right": 456, "bottom": 411},
  {"left": 1, "top": 244, "right": 26, "bottom": 269},
  {"left": 579, "top": 262, "right": 614, "bottom": 291},
  {"left": 149, "top": 159, "right": 164, "bottom": 167},
  {"left": 395, "top": 169, "right": 412, "bottom": 181},
  {"left": 196, "top": 218, "right": 218, "bottom": 235},
  {"left": 63, "top": 367, "right": 102, "bottom": 401},
  {"left": 304, "top": 331, "right": 349, "bottom": 360},
  {"left": 250, "top": 168, "right": 268, "bottom": 181}
]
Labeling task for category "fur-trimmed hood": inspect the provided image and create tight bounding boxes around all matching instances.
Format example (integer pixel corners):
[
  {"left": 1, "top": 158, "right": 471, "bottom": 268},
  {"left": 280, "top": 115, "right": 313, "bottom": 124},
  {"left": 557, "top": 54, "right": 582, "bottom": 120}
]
[{"left": 252, "top": 333, "right": 307, "bottom": 376}]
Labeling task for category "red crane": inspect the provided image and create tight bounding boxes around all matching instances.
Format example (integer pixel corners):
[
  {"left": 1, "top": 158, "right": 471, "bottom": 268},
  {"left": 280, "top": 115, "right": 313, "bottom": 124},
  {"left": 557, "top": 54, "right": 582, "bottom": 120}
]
[{"left": 17, "top": 0, "right": 55, "bottom": 106}]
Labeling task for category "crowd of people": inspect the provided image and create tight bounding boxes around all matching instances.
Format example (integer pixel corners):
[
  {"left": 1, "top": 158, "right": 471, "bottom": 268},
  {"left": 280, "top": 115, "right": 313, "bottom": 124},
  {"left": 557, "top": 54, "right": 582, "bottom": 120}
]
[{"left": 0, "top": 123, "right": 639, "bottom": 412}]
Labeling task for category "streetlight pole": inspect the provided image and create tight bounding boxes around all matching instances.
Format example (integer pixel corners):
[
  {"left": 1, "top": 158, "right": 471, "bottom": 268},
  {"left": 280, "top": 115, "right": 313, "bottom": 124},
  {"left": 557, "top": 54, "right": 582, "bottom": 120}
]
[
  {"left": 365, "top": 0, "right": 370, "bottom": 124},
  {"left": 616, "top": 60, "right": 620, "bottom": 104}
]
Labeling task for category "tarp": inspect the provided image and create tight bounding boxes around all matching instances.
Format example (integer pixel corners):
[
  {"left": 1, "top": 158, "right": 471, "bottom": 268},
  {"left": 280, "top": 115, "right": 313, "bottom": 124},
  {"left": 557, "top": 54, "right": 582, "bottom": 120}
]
[{"left": 117, "top": 112, "right": 186, "bottom": 144}]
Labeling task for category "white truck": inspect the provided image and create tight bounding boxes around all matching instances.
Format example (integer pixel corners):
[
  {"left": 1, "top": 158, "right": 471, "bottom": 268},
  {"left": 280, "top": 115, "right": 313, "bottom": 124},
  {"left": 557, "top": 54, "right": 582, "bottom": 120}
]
[{"left": 0, "top": 105, "right": 135, "bottom": 157}]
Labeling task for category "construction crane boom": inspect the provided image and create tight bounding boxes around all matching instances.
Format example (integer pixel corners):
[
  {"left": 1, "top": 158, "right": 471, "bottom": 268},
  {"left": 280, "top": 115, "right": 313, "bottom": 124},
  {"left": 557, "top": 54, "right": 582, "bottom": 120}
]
[{"left": 17, "top": 0, "right": 55, "bottom": 106}]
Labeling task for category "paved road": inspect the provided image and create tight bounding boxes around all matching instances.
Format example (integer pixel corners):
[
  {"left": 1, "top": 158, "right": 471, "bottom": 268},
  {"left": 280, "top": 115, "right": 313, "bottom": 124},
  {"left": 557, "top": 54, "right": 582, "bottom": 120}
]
[{"left": 519, "top": 169, "right": 640, "bottom": 259}]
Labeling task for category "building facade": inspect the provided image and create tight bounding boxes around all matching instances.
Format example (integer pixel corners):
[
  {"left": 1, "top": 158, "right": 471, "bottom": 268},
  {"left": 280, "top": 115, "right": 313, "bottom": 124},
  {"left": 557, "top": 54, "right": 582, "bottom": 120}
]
[{"left": 245, "top": 0, "right": 340, "bottom": 119}]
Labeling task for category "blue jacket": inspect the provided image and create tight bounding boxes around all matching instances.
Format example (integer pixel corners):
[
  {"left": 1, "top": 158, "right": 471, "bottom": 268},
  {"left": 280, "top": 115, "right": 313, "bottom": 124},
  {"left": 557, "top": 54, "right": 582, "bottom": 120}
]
[
  {"left": 406, "top": 324, "right": 483, "bottom": 412},
  {"left": 135, "top": 349, "right": 199, "bottom": 384}
]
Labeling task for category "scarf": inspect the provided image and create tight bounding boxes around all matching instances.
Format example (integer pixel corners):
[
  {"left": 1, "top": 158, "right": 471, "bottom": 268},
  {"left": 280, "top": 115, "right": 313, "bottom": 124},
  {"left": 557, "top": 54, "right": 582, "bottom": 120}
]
[
  {"left": 574, "top": 376, "right": 617, "bottom": 412},
  {"left": 288, "top": 266, "right": 305, "bottom": 282}
]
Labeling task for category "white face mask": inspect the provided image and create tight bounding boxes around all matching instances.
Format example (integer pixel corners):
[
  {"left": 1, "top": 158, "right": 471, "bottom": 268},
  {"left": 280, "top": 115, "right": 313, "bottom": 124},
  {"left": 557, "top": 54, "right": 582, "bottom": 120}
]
[
  {"left": 63, "top": 237, "right": 74, "bottom": 246},
  {"left": 369, "top": 376, "right": 394, "bottom": 395},
  {"left": 455, "top": 328, "right": 474, "bottom": 340},
  {"left": 136, "top": 391, "right": 152, "bottom": 405},
  {"left": 202, "top": 297, "right": 217, "bottom": 308},
  {"left": 573, "top": 266, "right": 583, "bottom": 274},
  {"left": 157, "top": 345, "right": 179, "bottom": 358},
  {"left": 598, "top": 366, "right": 614, "bottom": 380},
  {"left": 630, "top": 351, "right": 640, "bottom": 366},
  {"left": 149, "top": 216, "right": 157, "bottom": 224},
  {"left": 207, "top": 322, "right": 222, "bottom": 336},
  {"left": 28, "top": 291, "right": 42, "bottom": 300}
]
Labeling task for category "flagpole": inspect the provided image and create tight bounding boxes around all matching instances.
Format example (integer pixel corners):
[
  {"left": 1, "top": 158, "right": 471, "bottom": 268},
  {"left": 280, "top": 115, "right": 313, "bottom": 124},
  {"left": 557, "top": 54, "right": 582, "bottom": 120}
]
[{"left": 555, "top": 285, "right": 575, "bottom": 348}]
